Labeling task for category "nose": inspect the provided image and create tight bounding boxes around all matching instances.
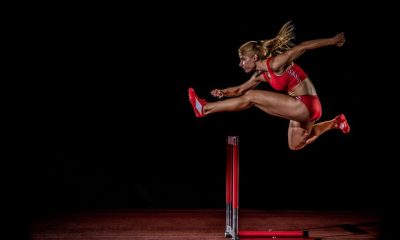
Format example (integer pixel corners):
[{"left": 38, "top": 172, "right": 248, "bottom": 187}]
[{"left": 239, "top": 61, "right": 243, "bottom": 68}]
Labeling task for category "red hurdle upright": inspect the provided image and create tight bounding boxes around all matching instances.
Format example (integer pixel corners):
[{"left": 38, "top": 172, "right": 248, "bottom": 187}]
[{"left": 225, "top": 136, "right": 309, "bottom": 239}]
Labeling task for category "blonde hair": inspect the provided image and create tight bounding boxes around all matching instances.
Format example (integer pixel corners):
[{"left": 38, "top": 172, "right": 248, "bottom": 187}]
[{"left": 238, "top": 21, "right": 295, "bottom": 59}]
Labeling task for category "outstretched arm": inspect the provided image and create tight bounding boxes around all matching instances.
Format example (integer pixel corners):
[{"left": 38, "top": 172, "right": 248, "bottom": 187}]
[
  {"left": 211, "top": 74, "right": 262, "bottom": 98},
  {"left": 270, "top": 32, "right": 345, "bottom": 73}
]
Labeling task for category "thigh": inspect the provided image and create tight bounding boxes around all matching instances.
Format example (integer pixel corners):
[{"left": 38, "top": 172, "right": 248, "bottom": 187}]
[{"left": 247, "top": 90, "right": 310, "bottom": 122}]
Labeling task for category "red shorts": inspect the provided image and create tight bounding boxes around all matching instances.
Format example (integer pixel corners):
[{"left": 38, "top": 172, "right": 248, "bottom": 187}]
[{"left": 295, "top": 95, "right": 322, "bottom": 122}]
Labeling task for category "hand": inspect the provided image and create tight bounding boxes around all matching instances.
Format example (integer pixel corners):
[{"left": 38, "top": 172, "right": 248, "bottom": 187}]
[
  {"left": 211, "top": 89, "right": 224, "bottom": 99},
  {"left": 333, "top": 32, "right": 345, "bottom": 47}
]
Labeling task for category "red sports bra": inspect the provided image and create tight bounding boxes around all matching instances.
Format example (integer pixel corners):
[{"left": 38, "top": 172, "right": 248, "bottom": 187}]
[{"left": 262, "top": 57, "right": 308, "bottom": 92}]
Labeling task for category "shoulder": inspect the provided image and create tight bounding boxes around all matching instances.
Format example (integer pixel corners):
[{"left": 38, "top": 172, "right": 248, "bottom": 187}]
[{"left": 268, "top": 54, "right": 292, "bottom": 73}]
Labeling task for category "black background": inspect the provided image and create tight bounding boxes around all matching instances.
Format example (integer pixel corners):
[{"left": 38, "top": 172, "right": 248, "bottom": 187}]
[{"left": 20, "top": 1, "right": 398, "bottom": 233}]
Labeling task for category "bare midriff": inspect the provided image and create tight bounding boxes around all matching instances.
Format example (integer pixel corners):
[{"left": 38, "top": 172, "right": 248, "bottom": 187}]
[{"left": 288, "top": 78, "right": 317, "bottom": 97}]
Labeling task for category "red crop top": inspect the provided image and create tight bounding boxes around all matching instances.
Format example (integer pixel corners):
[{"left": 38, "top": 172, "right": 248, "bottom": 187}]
[{"left": 262, "top": 57, "right": 308, "bottom": 92}]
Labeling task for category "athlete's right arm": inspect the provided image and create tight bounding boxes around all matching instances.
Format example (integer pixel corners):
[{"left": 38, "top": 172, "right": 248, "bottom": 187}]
[
  {"left": 211, "top": 74, "right": 262, "bottom": 98},
  {"left": 271, "top": 32, "right": 345, "bottom": 73}
]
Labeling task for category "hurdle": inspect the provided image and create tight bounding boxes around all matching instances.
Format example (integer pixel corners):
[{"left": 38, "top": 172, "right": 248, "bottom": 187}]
[{"left": 225, "top": 136, "right": 309, "bottom": 239}]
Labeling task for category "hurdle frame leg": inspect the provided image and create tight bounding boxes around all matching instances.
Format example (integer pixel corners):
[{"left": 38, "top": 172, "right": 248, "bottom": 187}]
[
  {"left": 225, "top": 136, "right": 308, "bottom": 239},
  {"left": 225, "top": 137, "right": 233, "bottom": 238}
]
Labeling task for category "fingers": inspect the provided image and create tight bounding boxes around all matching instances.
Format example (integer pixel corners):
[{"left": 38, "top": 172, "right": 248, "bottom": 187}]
[
  {"left": 211, "top": 89, "right": 224, "bottom": 98},
  {"left": 336, "top": 32, "right": 345, "bottom": 47}
]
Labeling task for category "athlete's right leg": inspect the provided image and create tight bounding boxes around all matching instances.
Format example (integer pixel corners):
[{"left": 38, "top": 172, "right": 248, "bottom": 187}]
[
  {"left": 243, "top": 90, "right": 310, "bottom": 122},
  {"left": 204, "top": 89, "right": 310, "bottom": 121},
  {"left": 203, "top": 94, "right": 254, "bottom": 114},
  {"left": 188, "top": 87, "right": 254, "bottom": 118},
  {"left": 189, "top": 88, "right": 310, "bottom": 122},
  {"left": 188, "top": 88, "right": 208, "bottom": 117}
]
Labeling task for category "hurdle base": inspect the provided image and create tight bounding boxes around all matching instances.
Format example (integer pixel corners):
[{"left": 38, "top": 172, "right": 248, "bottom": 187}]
[
  {"left": 239, "top": 238, "right": 319, "bottom": 240},
  {"left": 239, "top": 230, "right": 308, "bottom": 238}
]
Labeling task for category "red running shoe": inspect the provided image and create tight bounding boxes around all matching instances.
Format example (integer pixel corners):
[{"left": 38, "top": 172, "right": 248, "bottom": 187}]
[
  {"left": 188, "top": 88, "right": 207, "bottom": 118},
  {"left": 335, "top": 114, "right": 350, "bottom": 134}
]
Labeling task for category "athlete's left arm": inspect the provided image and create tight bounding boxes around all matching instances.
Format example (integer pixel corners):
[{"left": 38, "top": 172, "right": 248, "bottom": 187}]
[{"left": 270, "top": 32, "right": 345, "bottom": 73}]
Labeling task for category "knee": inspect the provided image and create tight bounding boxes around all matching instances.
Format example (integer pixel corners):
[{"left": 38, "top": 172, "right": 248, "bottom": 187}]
[
  {"left": 243, "top": 89, "right": 256, "bottom": 97},
  {"left": 288, "top": 138, "right": 307, "bottom": 151},
  {"left": 288, "top": 125, "right": 311, "bottom": 151},
  {"left": 242, "top": 90, "right": 257, "bottom": 103},
  {"left": 289, "top": 144, "right": 305, "bottom": 151}
]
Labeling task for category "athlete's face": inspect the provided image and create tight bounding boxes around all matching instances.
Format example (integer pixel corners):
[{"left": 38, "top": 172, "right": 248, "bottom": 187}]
[{"left": 238, "top": 54, "right": 256, "bottom": 73}]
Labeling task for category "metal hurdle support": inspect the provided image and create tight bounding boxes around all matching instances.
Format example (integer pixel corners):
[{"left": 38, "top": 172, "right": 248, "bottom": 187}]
[{"left": 225, "top": 136, "right": 309, "bottom": 239}]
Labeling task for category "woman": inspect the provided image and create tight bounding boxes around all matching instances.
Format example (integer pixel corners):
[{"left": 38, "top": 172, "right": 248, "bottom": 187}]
[{"left": 188, "top": 21, "right": 350, "bottom": 150}]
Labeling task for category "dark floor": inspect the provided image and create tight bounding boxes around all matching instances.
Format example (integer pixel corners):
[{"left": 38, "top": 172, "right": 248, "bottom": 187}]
[{"left": 28, "top": 209, "right": 390, "bottom": 240}]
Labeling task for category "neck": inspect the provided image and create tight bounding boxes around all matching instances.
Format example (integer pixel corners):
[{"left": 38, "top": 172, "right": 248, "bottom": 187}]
[{"left": 255, "top": 59, "right": 267, "bottom": 72}]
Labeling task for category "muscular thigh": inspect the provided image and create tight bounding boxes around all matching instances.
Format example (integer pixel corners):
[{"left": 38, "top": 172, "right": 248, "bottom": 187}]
[{"left": 245, "top": 90, "right": 309, "bottom": 122}]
